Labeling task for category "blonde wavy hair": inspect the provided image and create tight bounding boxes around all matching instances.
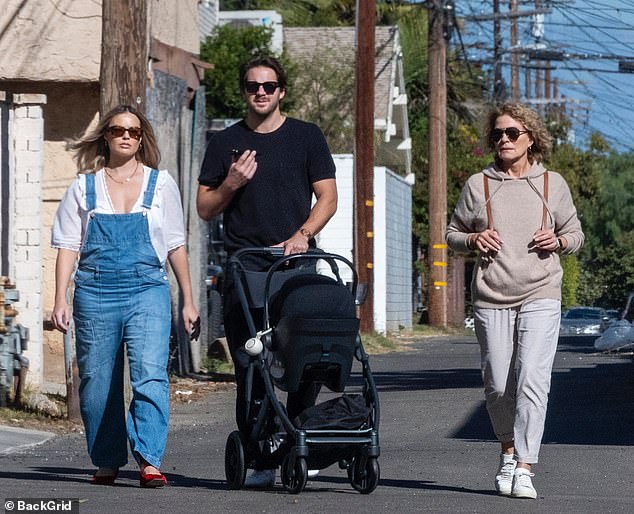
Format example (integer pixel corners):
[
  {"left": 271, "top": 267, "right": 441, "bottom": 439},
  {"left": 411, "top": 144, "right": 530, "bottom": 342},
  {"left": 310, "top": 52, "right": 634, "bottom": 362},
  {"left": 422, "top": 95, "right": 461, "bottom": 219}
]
[
  {"left": 485, "top": 103, "right": 552, "bottom": 163},
  {"left": 67, "top": 105, "right": 161, "bottom": 173}
]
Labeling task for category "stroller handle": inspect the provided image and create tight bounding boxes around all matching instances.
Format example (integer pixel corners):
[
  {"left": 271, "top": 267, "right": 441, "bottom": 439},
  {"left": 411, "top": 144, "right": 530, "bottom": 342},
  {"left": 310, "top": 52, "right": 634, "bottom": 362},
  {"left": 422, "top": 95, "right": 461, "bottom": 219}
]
[
  {"left": 229, "top": 246, "right": 286, "bottom": 263},
  {"left": 227, "top": 247, "right": 360, "bottom": 326}
]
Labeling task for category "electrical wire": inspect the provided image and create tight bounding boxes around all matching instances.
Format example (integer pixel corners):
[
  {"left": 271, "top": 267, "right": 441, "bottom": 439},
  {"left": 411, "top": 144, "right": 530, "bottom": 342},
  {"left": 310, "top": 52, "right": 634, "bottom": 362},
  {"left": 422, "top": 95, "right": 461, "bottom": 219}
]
[{"left": 454, "top": 0, "right": 634, "bottom": 151}]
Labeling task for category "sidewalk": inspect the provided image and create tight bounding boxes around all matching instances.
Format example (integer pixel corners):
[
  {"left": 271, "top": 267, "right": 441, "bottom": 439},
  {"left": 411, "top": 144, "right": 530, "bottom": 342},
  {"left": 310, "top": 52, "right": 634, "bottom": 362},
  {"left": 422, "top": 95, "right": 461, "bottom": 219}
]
[{"left": 0, "top": 425, "right": 55, "bottom": 455}]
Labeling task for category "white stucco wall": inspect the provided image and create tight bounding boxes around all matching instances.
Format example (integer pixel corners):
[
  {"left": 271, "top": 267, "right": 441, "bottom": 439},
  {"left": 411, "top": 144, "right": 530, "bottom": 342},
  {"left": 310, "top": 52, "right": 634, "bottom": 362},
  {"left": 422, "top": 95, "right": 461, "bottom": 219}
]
[
  {"left": 150, "top": 0, "right": 201, "bottom": 54},
  {"left": 0, "top": 1, "right": 101, "bottom": 81},
  {"left": 0, "top": 0, "right": 201, "bottom": 82}
]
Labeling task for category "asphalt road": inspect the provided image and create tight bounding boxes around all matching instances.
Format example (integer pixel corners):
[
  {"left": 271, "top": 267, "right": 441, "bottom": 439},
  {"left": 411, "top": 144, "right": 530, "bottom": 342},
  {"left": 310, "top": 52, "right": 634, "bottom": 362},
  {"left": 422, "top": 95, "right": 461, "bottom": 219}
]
[{"left": 1, "top": 334, "right": 633, "bottom": 513}]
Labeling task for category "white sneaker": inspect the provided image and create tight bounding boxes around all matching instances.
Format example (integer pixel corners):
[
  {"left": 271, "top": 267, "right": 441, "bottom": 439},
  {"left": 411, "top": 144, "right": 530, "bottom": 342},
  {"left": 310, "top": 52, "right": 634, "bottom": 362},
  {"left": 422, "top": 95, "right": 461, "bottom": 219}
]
[
  {"left": 494, "top": 453, "right": 516, "bottom": 495},
  {"left": 307, "top": 469, "right": 320, "bottom": 478},
  {"left": 244, "top": 469, "right": 276, "bottom": 488},
  {"left": 511, "top": 468, "right": 537, "bottom": 499}
]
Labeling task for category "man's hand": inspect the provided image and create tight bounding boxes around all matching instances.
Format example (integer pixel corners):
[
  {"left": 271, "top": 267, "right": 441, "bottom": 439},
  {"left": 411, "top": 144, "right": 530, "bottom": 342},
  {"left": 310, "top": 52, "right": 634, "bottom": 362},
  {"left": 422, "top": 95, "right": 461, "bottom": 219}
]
[
  {"left": 276, "top": 229, "right": 310, "bottom": 256},
  {"left": 225, "top": 150, "right": 257, "bottom": 190}
]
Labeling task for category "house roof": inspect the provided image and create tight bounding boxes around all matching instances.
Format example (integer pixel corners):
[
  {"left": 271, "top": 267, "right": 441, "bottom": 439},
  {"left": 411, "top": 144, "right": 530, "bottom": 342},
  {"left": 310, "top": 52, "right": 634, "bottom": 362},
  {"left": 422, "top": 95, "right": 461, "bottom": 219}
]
[{"left": 284, "top": 26, "right": 411, "bottom": 174}]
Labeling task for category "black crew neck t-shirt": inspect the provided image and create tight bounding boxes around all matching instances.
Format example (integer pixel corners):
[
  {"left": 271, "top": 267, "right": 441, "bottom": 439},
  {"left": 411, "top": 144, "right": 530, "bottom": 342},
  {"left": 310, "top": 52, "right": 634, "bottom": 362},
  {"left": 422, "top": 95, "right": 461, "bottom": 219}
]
[{"left": 199, "top": 118, "right": 336, "bottom": 259}]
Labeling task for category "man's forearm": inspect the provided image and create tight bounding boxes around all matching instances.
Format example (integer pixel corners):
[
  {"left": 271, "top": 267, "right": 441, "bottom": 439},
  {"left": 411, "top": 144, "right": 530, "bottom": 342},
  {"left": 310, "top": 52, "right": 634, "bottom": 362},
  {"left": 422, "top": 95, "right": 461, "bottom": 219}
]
[{"left": 196, "top": 183, "right": 236, "bottom": 220}]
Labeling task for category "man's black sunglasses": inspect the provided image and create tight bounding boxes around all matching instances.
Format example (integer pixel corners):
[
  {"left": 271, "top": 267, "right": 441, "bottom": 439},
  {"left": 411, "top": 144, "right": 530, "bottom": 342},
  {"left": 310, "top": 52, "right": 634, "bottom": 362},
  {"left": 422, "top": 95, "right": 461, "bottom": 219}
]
[
  {"left": 490, "top": 127, "right": 528, "bottom": 142},
  {"left": 244, "top": 81, "right": 279, "bottom": 95}
]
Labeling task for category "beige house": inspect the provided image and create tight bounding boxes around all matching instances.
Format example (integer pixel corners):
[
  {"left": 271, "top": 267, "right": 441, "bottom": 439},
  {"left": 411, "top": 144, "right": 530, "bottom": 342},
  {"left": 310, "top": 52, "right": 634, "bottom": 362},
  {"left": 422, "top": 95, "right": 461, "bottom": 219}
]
[{"left": 0, "top": 0, "right": 209, "bottom": 394}]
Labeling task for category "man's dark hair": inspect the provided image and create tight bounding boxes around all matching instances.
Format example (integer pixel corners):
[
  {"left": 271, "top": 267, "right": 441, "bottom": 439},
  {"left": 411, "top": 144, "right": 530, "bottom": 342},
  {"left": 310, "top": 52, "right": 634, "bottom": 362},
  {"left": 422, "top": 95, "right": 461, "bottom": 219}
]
[{"left": 239, "top": 55, "right": 288, "bottom": 92}]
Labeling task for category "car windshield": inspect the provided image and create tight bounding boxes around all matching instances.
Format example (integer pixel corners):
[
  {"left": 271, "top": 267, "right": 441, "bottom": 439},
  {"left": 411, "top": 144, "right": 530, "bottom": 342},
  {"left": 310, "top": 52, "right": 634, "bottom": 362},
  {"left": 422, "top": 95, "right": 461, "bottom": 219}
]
[{"left": 563, "top": 308, "right": 601, "bottom": 320}]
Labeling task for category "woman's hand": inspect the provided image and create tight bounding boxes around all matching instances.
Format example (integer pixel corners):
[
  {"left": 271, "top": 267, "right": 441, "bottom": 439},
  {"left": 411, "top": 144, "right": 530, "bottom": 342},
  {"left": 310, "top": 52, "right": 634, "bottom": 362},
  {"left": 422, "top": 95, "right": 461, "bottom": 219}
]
[
  {"left": 51, "top": 301, "right": 72, "bottom": 334},
  {"left": 533, "top": 229, "right": 559, "bottom": 252},
  {"left": 183, "top": 305, "right": 200, "bottom": 341},
  {"left": 470, "top": 229, "right": 504, "bottom": 252}
]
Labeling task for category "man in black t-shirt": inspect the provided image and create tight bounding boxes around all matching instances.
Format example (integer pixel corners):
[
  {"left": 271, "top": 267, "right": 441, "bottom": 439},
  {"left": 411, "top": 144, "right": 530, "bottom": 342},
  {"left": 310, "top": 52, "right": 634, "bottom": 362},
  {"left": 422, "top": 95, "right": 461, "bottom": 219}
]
[{"left": 197, "top": 56, "right": 337, "bottom": 488}]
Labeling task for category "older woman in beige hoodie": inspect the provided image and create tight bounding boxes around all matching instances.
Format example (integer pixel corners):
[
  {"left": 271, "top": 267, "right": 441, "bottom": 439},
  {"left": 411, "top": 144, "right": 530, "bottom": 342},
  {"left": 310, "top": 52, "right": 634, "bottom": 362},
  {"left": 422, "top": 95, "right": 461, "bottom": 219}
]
[{"left": 446, "top": 103, "right": 584, "bottom": 499}]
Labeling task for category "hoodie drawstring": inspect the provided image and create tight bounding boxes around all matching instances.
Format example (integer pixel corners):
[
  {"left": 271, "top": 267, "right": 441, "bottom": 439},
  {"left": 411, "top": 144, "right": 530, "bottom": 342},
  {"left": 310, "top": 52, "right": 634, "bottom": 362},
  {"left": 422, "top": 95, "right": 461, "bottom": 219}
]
[{"left": 483, "top": 171, "right": 550, "bottom": 231}]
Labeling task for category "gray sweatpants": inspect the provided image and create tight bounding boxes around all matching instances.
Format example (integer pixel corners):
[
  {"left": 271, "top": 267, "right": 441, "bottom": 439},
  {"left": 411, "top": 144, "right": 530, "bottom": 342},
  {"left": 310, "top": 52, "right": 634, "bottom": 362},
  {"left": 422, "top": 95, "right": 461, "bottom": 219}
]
[{"left": 474, "top": 298, "right": 561, "bottom": 464}]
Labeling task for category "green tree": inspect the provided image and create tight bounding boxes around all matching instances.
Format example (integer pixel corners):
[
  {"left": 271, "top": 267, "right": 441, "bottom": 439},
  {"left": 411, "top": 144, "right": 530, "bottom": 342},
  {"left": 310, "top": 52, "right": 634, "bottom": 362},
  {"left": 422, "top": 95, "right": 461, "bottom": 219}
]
[
  {"left": 561, "top": 255, "right": 580, "bottom": 309},
  {"left": 287, "top": 51, "right": 355, "bottom": 153}
]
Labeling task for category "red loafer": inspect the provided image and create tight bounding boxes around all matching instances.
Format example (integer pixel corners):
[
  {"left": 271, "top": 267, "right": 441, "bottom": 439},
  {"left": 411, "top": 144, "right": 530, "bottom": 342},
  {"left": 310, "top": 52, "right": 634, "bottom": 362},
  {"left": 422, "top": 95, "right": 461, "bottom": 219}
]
[
  {"left": 140, "top": 470, "right": 167, "bottom": 488},
  {"left": 91, "top": 469, "right": 118, "bottom": 486}
]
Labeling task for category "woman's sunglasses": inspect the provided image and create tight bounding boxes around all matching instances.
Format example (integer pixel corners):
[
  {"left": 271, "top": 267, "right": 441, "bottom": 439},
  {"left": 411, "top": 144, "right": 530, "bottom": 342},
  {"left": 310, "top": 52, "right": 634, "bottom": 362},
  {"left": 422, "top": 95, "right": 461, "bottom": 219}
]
[
  {"left": 244, "top": 81, "right": 279, "bottom": 95},
  {"left": 106, "top": 125, "right": 143, "bottom": 140},
  {"left": 490, "top": 127, "right": 528, "bottom": 142}
]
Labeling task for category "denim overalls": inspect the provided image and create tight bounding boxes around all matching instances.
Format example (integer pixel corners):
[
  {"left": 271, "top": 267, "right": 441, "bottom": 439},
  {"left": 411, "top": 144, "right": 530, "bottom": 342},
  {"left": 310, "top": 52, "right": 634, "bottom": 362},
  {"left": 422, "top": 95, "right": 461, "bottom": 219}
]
[{"left": 73, "top": 170, "right": 171, "bottom": 469}]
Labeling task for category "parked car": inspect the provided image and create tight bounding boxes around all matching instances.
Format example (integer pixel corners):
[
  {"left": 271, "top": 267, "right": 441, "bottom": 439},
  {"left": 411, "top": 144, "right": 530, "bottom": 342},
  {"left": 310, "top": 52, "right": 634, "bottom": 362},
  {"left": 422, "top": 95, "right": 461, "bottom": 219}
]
[
  {"left": 624, "top": 292, "right": 634, "bottom": 322},
  {"left": 559, "top": 307, "right": 610, "bottom": 336},
  {"left": 605, "top": 309, "right": 622, "bottom": 325}
]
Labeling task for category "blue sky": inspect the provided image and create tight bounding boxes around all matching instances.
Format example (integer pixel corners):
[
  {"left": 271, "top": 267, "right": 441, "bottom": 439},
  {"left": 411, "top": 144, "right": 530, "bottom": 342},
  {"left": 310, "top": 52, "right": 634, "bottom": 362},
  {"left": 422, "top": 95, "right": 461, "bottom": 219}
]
[{"left": 454, "top": 0, "right": 634, "bottom": 152}]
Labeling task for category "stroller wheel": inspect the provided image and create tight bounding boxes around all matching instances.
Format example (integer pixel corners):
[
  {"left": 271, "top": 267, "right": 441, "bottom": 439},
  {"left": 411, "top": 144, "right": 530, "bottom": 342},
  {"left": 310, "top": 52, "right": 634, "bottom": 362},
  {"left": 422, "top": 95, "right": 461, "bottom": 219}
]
[
  {"left": 280, "top": 454, "right": 307, "bottom": 494},
  {"left": 225, "top": 431, "right": 247, "bottom": 489},
  {"left": 348, "top": 456, "right": 380, "bottom": 494}
]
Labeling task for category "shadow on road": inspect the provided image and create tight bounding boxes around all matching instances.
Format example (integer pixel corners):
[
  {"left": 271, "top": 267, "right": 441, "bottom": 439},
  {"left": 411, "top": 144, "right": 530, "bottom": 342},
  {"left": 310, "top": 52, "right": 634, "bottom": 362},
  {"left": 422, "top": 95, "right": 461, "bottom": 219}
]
[
  {"left": 367, "top": 368, "right": 483, "bottom": 392},
  {"left": 0, "top": 467, "right": 228, "bottom": 489},
  {"left": 450, "top": 343, "right": 634, "bottom": 446},
  {"left": 310, "top": 474, "right": 499, "bottom": 497}
]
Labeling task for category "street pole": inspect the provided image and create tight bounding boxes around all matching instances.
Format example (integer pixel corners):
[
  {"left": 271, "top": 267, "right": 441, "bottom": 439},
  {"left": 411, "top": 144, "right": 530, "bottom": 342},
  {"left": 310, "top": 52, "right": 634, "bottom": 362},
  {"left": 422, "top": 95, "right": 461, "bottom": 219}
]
[
  {"left": 510, "top": 0, "right": 520, "bottom": 100},
  {"left": 100, "top": 0, "right": 148, "bottom": 115},
  {"left": 99, "top": 0, "right": 150, "bottom": 400},
  {"left": 428, "top": 0, "right": 448, "bottom": 327},
  {"left": 493, "top": 0, "right": 504, "bottom": 102},
  {"left": 355, "top": 0, "right": 375, "bottom": 333}
]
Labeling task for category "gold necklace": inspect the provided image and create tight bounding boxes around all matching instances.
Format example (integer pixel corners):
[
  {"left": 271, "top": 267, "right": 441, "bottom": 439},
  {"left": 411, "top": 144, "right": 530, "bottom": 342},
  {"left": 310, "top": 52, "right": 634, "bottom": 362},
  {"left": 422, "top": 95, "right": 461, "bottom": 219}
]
[{"left": 104, "top": 162, "right": 139, "bottom": 184}]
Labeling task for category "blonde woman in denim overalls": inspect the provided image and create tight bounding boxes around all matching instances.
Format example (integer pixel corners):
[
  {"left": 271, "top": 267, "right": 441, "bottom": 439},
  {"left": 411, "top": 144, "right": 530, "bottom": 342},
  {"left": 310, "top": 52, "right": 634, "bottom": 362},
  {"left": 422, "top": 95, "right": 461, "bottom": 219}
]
[{"left": 51, "top": 105, "right": 200, "bottom": 488}]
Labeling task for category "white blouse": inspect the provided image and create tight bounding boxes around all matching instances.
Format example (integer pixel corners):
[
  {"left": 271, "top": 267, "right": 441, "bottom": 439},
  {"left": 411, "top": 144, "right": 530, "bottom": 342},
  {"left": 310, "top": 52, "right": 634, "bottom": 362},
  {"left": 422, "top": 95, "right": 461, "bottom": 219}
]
[{"left": 51, "top": 167, "right": 186, "bottom": 264}]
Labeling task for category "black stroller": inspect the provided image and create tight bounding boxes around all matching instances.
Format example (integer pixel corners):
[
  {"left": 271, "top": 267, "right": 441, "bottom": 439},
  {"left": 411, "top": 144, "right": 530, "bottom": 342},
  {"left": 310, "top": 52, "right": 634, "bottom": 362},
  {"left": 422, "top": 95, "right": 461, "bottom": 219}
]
[{"left": 223, "top": 248, "right": 380, "bottom": 494}]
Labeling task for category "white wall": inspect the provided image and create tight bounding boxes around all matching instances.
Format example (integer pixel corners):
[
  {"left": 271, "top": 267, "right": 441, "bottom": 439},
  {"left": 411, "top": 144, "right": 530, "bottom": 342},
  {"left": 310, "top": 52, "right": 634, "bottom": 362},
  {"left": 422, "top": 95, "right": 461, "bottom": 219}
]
[
  {"left": 217, "top": 10, "right": 284, "bottom": 53},
  {"left": 381, "top": 168, "right": 413, "bottom": 332},
  {"left": 317, "top": 155, "right": 412, "bottom": 334}
]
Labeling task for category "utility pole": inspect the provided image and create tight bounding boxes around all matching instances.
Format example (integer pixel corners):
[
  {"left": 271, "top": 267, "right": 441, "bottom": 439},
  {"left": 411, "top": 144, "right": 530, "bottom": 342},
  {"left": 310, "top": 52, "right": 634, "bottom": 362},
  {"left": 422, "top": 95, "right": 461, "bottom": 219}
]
[
  {"left": 428, "top": 0, "right": 448, "bottom": 327},
  {"left": 510, "top": 0, "right": 520, "bottom": 100},
  {"left": 99, "top": 0, "right": 150, "bottom": 400},
  {"left": 493, "top": 0, "right": 504, "bottom": 102},
  {"left": 535, "top": 64, "right": 542, "bottom": 100},
  {"left": 100, "top": 0, "right": 149, "bottom": 115},
  {"left": 354, "top": 0, "right": 375, "bottom": 333}
]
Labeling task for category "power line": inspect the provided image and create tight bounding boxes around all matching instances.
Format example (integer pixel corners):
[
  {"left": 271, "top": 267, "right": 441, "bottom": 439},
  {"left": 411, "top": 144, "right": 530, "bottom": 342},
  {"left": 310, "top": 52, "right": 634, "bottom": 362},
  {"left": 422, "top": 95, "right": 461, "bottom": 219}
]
[{"left": 455, "top": 0, "right": 634, "bottom": 151}]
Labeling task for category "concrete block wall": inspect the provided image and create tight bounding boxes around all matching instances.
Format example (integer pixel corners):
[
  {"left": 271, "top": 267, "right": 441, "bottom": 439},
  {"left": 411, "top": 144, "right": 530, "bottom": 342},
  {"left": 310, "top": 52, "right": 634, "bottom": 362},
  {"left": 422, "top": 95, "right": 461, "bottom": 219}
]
[{"left": 11, "top": 94, "right": 46, "bottom": 389}]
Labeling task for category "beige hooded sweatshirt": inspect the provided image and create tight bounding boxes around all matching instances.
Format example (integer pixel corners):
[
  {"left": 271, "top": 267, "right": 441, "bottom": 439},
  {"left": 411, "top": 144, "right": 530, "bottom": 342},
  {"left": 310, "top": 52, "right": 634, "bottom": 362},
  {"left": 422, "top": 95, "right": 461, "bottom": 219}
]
[{"left": 446, "top": 161, "right": 584, "bottom": 309}]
